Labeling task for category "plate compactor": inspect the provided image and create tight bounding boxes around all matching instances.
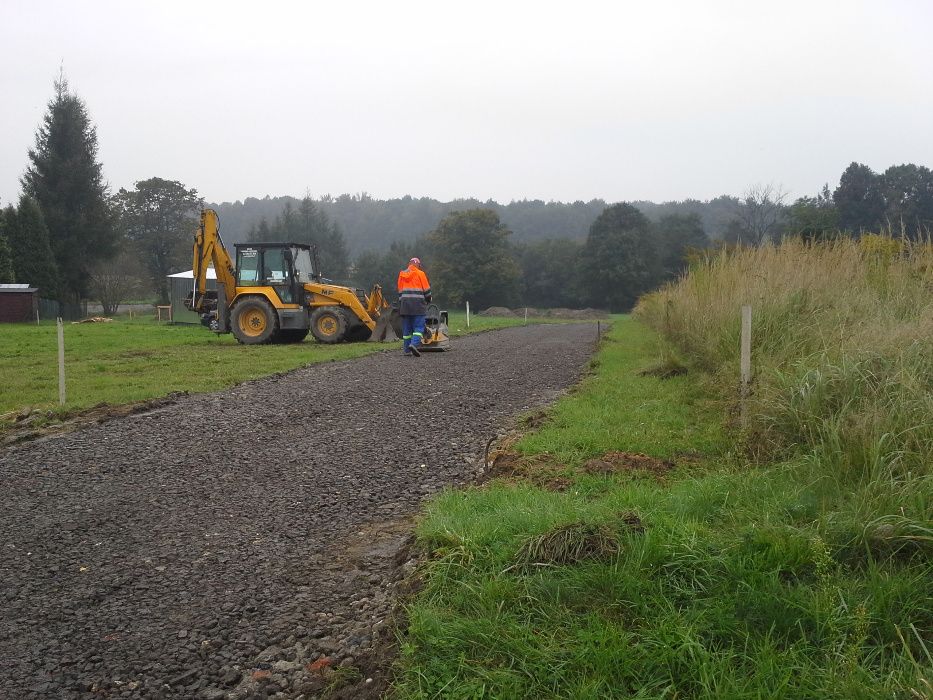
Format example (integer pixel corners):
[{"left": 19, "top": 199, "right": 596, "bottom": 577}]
[{"left": 368, "top": 302, "right": 451, "bottom": 351}]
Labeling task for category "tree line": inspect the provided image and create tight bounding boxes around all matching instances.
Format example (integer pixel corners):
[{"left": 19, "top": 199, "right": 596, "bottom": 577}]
[
  {"left": 2, "top": 76, "right": 930, "bottom": 315},
  {"left": 353, "top": 205, "right": 709, "bottom": 312}
]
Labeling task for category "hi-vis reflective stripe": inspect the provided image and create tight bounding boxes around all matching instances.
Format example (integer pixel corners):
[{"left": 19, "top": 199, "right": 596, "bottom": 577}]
[
  {"left": 413, "top": 331, "right": 424, "bottom": 338},
  {"left": 403, "top": 334, "right": 413, "bottom": 339}
]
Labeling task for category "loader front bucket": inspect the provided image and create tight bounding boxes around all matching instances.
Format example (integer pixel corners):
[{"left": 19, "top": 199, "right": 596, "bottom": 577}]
[{"left": 369, "top": 306, "right": 400, "bottom": 342}]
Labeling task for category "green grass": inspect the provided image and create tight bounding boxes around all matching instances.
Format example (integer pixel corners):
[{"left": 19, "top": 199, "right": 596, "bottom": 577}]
[
  {"left": 394, "top": 317, "right": 932, "bottom": 700},
  {"left": 0, "top": 311, "right": 538, "bottom": 418}
]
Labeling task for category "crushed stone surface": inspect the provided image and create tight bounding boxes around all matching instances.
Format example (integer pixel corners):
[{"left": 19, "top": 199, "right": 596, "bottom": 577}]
[{"left": 0, "top": 323, "right": 596, "bottom": 699}]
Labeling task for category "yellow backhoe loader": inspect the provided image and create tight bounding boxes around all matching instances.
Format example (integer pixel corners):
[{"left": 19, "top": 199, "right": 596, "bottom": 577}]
[{"left": 186, "top": 209, "right": 396, "bottom": 345}]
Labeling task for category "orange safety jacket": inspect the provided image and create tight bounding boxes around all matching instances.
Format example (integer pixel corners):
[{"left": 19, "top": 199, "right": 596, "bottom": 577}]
[{"left": 397, "top": 265, "right": 432, "bottom": 316}]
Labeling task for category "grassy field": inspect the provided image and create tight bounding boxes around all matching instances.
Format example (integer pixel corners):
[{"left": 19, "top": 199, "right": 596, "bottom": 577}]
[
  {"left": 0, "top": 311, "right": 537, "bottom": 418},
  {"left": 395, "top": 244, "right": 932, "bottom": 699}
]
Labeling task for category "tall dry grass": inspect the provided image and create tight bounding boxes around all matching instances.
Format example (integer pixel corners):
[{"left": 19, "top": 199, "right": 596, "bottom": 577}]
[{"left": 636, "top": 235, "right": 933, "bottom": 559}]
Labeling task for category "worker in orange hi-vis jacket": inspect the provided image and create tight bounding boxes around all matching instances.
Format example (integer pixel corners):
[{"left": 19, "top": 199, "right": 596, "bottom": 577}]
[{"left": 396, "top": 257, "right": 431, "bottom": 357}]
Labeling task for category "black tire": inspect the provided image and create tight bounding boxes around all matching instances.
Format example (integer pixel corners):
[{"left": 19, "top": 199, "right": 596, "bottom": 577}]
[
  {"left": 310, "top": 306, "right": 348, "bottom": 344},
  {"left": 277, "top": 329, "right": 310, "bottom": 343},
  {"left": 341, "top": 309, "right": 372, "bottom": 342},
  {"left": 230, "top": 297, "right": 279, "bottom": 345},
  {"left": 345, "top": 323, "right": 373, "bottom": 342}
]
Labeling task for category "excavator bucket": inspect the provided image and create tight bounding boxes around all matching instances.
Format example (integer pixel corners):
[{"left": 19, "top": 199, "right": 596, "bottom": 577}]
[{"left": 369, "top": 306, "right": 400, "bottom": 342}]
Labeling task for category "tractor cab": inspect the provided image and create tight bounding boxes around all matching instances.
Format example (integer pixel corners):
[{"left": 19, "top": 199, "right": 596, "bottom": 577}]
[{"left": 233, "top": 242, "right": 318, "bottom": 304}]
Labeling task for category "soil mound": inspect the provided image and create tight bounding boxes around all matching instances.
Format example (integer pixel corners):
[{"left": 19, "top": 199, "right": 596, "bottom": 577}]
[
  {"left": 546, "top": 308, "right": 610, "bottom": 320},
  {"left": 480, "top": 306, "right": 516, "bottom": 317}
]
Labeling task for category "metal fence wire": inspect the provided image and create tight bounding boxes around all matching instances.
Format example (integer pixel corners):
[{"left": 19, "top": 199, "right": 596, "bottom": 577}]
[{"left": 38, "top": 298, "right": 87, "bottom": 321}]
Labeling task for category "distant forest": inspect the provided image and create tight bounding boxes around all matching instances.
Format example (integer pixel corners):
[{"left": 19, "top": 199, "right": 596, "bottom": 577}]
[{"left": 210, "top": 194, "right": 744, "bottom": 256}]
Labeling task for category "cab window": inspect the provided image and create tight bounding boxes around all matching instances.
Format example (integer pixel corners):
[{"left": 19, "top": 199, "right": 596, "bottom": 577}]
[
  {"left": 237, "top": 248, "right": 260, "bottom": 285},
  {"left": 262, "top": 248, "right": 289, "bottom": 285}
]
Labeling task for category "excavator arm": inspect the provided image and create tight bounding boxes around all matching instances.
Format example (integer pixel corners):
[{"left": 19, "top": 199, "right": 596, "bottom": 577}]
[{"left": 191, "top": 209, "right": 237, "bottom": 332}]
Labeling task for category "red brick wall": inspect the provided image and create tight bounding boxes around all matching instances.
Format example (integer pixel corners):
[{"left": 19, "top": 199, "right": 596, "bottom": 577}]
[{"left": 0, "top": 292, "right": 38, "bottom": 323}]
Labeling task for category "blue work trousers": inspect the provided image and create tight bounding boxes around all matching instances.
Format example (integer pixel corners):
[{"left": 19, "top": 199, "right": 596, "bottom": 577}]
[{"left": 402, "top": 314, "right": 426, "bottom": 353}]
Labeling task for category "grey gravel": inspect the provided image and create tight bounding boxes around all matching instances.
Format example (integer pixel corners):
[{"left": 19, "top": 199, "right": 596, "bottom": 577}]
[{"left": 0, "top": 323, "right": 595, "bottom": 698}]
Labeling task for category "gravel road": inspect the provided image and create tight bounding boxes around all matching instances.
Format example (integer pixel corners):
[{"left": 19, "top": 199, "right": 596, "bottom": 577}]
[{"left": 0, "top": 323, "right": 596, "bottom": 699}]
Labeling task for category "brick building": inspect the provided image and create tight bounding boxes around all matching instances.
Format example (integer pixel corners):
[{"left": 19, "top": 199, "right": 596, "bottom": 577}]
[{"left": 0, "top": 284, "right": 39, "bottom": 323}]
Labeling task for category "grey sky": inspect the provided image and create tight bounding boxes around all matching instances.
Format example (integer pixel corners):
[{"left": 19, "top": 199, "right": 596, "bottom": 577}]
[{"left": 2, "top": 0, "right": 931, "bottom": 207}]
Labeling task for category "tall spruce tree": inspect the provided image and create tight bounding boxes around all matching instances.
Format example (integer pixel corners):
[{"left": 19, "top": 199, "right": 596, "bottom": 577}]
[
  {"left": 21, "top": 75, "right": 117, "bottom": 303},
  {"left": 6, "top": 196, "right": 59, "bottom": 297}
]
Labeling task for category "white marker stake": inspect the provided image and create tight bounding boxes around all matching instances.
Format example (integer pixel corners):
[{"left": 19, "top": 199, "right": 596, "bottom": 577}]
[
  {"left": 740, "top": 305, "right": 752, "bottom": 429},
  {"left": 524, "top": 307, "right": 528, "bottom": 324},
  {"left": 57, "top": 317, "right": 66, "bottom": 406},
  {"left": 466, "top": 301, "right": 470, "bottom": 328}
]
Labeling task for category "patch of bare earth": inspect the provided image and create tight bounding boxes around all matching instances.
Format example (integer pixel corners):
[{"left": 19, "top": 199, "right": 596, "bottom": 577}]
[{"left": 484, "top": 448, "right": 676, "bottom": 491}]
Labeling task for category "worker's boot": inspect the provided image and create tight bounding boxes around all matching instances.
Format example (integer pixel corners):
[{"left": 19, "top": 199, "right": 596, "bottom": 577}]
[{"left": 410, "top": 344, "right": 421, "bottom": 357}]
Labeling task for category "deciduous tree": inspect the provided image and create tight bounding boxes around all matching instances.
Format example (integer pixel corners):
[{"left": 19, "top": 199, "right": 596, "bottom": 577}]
[
  {"left": 788, "top": 184, "right": 840, "bottom": 240},
  {"left": 581, "top": 203, "right": 659, "bottom": 311},
  {"left": 515, "top": 239, "right": 584, "bottom": 308},
  {"left": 655, "top": 213, "right": 710, "bottom": 281},
  {"left": 115, "top": 177, "right": 202, "bottom": 303},
  {"left": 879, "top": 164, "right": 933, "bottom": 238},
  {"left": 737, "top": 184, "right": 787, "bottom": 244},
  {"left": 833, "top": 162, "right": 885, "bottom": 234},
  {"left": 427, "top": 209, "right": 520, "bottom": 308}
]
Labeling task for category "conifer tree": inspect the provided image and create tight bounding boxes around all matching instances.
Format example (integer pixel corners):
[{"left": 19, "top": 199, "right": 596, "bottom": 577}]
[
  {"left": 21, "top": 75, "right": 117, "bottom": 303},
  {"left": 6, "top": 196, "right": 59, "bottom": 297},
  {"left": 0, "top": 210, "right": 14, "bottom": 283}
]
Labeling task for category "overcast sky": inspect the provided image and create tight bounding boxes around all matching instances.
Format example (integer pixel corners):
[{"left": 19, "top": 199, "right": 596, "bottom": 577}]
[{"left": 2, "top": 0, "right": 931, "bottom": 206}]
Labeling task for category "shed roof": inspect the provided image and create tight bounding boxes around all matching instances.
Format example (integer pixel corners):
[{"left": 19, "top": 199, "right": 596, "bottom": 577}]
[{"left": 0, "top": 284, "right": 38, "bottom": 293}]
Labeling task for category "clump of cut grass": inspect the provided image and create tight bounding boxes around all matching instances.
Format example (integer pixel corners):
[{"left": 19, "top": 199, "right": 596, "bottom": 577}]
[
  {"left": 511, "top": 522, "right": 620, "bottom": 569},
  {"left": 638, "top": 355, "right": 688, "bottom": 379}
]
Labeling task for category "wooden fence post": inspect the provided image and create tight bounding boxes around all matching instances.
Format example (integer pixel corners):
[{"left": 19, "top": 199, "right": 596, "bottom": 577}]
[
  {"left": 740, "top": 305, "right": 752, "bottom": 429},
  {"left": 57, "top": 317, "right": 66, "bottom": 407}
]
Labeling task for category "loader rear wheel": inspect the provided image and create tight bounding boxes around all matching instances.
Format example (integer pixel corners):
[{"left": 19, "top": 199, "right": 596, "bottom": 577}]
[
  {"left": 310, "top": 307, "right": 347, "bottom": 344},
  {"left": 231, "top": 297, "right": 278, "bottom": 345}
]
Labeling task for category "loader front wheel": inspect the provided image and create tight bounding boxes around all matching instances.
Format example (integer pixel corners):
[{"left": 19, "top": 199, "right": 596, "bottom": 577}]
[
  {"left": 310, "top": 307, "right": 347, "bottom": 344},
  {"left": 231, "top": 297, "right": 278, "bottom": 345}
]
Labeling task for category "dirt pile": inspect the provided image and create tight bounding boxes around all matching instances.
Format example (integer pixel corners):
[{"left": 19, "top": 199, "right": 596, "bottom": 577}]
[
  {"left": 479, "top": 306, "right": 516, "bottom": 317},
  {"left": 544, "top": 308, "right": 610, "bottom": 320},
  {"left": 0, "top": 323, "right": 594, "bottom": 699}
]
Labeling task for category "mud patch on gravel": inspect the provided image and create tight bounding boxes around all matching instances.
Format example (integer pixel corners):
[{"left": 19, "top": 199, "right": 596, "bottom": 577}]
[{"left": 0, "top": 393, "right": 186, "bottom": 447}]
